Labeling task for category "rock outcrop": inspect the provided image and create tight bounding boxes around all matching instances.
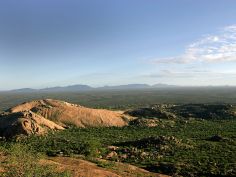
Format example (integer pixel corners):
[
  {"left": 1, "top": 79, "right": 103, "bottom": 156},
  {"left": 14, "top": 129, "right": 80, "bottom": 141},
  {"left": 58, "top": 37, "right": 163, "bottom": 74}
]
[
  {"left": 0, "top": 99, "right": 131, "bottom": 137},
  {"left": 0, "top": 111, "right": 64, "bottom": 138}
]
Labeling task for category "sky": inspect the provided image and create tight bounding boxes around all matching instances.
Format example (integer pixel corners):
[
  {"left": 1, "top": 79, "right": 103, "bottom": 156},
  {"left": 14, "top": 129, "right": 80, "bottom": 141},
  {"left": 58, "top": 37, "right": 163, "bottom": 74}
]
[{"left": 0, "top": 0, "right": 236, "bottom": 90}]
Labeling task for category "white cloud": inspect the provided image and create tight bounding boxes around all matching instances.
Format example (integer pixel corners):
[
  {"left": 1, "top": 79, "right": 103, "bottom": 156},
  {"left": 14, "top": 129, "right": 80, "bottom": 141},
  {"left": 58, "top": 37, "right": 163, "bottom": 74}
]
[{"left": 151, "top": 25, "right": 236, "bottom": 64}]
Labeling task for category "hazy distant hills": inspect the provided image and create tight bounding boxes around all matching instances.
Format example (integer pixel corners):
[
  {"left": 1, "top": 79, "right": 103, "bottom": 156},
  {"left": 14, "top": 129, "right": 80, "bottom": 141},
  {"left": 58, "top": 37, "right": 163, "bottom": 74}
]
[
  {"left": 7, "top": 84, "right": 177, "bottom": 92},
  {"left": 40, "top": 85, "right": 92, "bottom": 92},
  {"left": 5, "top": 84, "right": 236, "bottom": 93},
  {"left": 98, "top": 83, "right": 178, "bottom": 90},
  {"left": 98, "top": 84, "right": 150, "bottom": 90},
  {"left": 10, "top": 88, "right": 36, "bottom": 92}
]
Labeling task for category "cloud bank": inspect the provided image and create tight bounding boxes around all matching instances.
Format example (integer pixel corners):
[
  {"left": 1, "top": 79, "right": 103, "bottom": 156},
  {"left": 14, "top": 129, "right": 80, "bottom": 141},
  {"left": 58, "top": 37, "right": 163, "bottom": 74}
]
[
  {"left": 143, "top": 25, "right": 236, "bottom": 85},
  {"left": 151, "top": 25, "right": 236, "bottom": 64}
]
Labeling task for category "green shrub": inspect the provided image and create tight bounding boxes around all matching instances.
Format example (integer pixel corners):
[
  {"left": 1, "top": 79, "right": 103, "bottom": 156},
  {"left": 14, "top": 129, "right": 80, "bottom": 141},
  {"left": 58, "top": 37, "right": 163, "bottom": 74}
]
[
  {"left": 3, "top": 144, "right": 71, "bottom": 177},
  {"left": 80, "top": 139, "right": 105, "bottom": 157}
]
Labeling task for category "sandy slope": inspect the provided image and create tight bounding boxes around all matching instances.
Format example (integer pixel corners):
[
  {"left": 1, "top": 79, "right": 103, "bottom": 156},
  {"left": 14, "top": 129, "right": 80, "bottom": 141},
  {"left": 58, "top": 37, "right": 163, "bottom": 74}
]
[{"left": 41, "top": 156, "right": 169, "bottom": 177}]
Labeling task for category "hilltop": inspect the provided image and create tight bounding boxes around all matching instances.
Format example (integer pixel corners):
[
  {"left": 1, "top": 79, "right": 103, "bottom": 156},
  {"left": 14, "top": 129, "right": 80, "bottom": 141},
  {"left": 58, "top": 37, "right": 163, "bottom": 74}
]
[{"left": 0, "top": 99, "right": 131, "bottom": 138}]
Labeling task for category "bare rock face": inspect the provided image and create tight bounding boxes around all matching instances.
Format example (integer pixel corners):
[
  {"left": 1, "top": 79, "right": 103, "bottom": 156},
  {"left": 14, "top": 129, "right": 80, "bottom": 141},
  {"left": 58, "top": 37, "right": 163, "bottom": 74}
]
[
  {"left": 8, "top": 99, "right": 129, "bottom": 128},
  {"left": 0, "top": 111, "right": 64, "bottom": 138},
  {"left": 0, "top": 99, "right": 131, "bottom": 138},
  {"left": 106, "top": 151, "right": 118, "bottom": 159}
]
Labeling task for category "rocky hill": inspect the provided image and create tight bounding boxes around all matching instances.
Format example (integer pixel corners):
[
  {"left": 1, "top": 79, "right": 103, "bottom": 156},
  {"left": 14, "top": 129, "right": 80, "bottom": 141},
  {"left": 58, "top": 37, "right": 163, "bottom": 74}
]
[{"left": 0, "top": 99, "right": 131, "bottom": 138}]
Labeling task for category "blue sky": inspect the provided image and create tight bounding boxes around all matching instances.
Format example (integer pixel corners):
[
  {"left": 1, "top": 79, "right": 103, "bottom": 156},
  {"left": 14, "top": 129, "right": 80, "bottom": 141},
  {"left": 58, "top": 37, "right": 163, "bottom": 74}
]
[{"left": 0, "top": 0, "right": 236, "bottom": 89}]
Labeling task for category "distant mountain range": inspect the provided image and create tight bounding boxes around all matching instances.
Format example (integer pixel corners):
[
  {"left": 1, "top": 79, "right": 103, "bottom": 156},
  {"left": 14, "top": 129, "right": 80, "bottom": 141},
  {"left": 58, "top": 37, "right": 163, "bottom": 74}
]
[{"left": 6, "top": 83, "right": 177, "bottom": 92}]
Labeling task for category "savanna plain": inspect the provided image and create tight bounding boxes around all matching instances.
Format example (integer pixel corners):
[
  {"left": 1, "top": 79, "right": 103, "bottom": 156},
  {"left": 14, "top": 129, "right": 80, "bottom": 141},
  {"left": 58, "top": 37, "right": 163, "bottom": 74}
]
[{"left": 0, "top": 87, "right": 236, "bottom": 177}]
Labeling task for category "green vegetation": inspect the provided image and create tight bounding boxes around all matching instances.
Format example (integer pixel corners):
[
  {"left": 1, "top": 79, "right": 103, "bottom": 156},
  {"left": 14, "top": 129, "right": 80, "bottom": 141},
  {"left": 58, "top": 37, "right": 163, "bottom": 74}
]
[
  {"left": 1, "top": 89, "right": 236, "bottom": 176},
  {"left": 1, "top": 87, "right": 236, "bottom": 111},
  {"left": 0, "top": 143, "right": 71, "bottom": 177},
  {"left": 126, "top": 103, "right": 236, "bottom": 120},
  {"left": 1, "top": 119, "right": 235, "bottom": 177}
]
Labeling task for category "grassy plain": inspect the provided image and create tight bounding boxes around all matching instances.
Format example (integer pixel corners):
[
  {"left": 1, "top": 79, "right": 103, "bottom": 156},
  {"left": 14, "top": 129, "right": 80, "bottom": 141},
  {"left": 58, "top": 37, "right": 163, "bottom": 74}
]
[{"left": 1, "top": 87, "right": 236, "bottom": 111}]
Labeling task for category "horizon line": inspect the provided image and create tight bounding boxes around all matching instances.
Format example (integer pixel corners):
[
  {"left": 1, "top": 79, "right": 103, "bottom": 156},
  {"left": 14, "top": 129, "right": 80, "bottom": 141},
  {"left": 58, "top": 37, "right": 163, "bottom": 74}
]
[{"left": 1, "top": 83, "right": 236, "bottom": 92}]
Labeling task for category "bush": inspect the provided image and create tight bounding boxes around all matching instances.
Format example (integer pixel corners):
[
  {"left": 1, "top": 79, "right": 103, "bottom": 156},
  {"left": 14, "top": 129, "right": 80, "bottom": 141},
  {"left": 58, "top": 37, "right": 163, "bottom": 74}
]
[
  {"left": 3, "top": 144, "right": 70, "bottom": 177},
  {"left": 81, "top": 139, "right": 105, "bottom": 157}
]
